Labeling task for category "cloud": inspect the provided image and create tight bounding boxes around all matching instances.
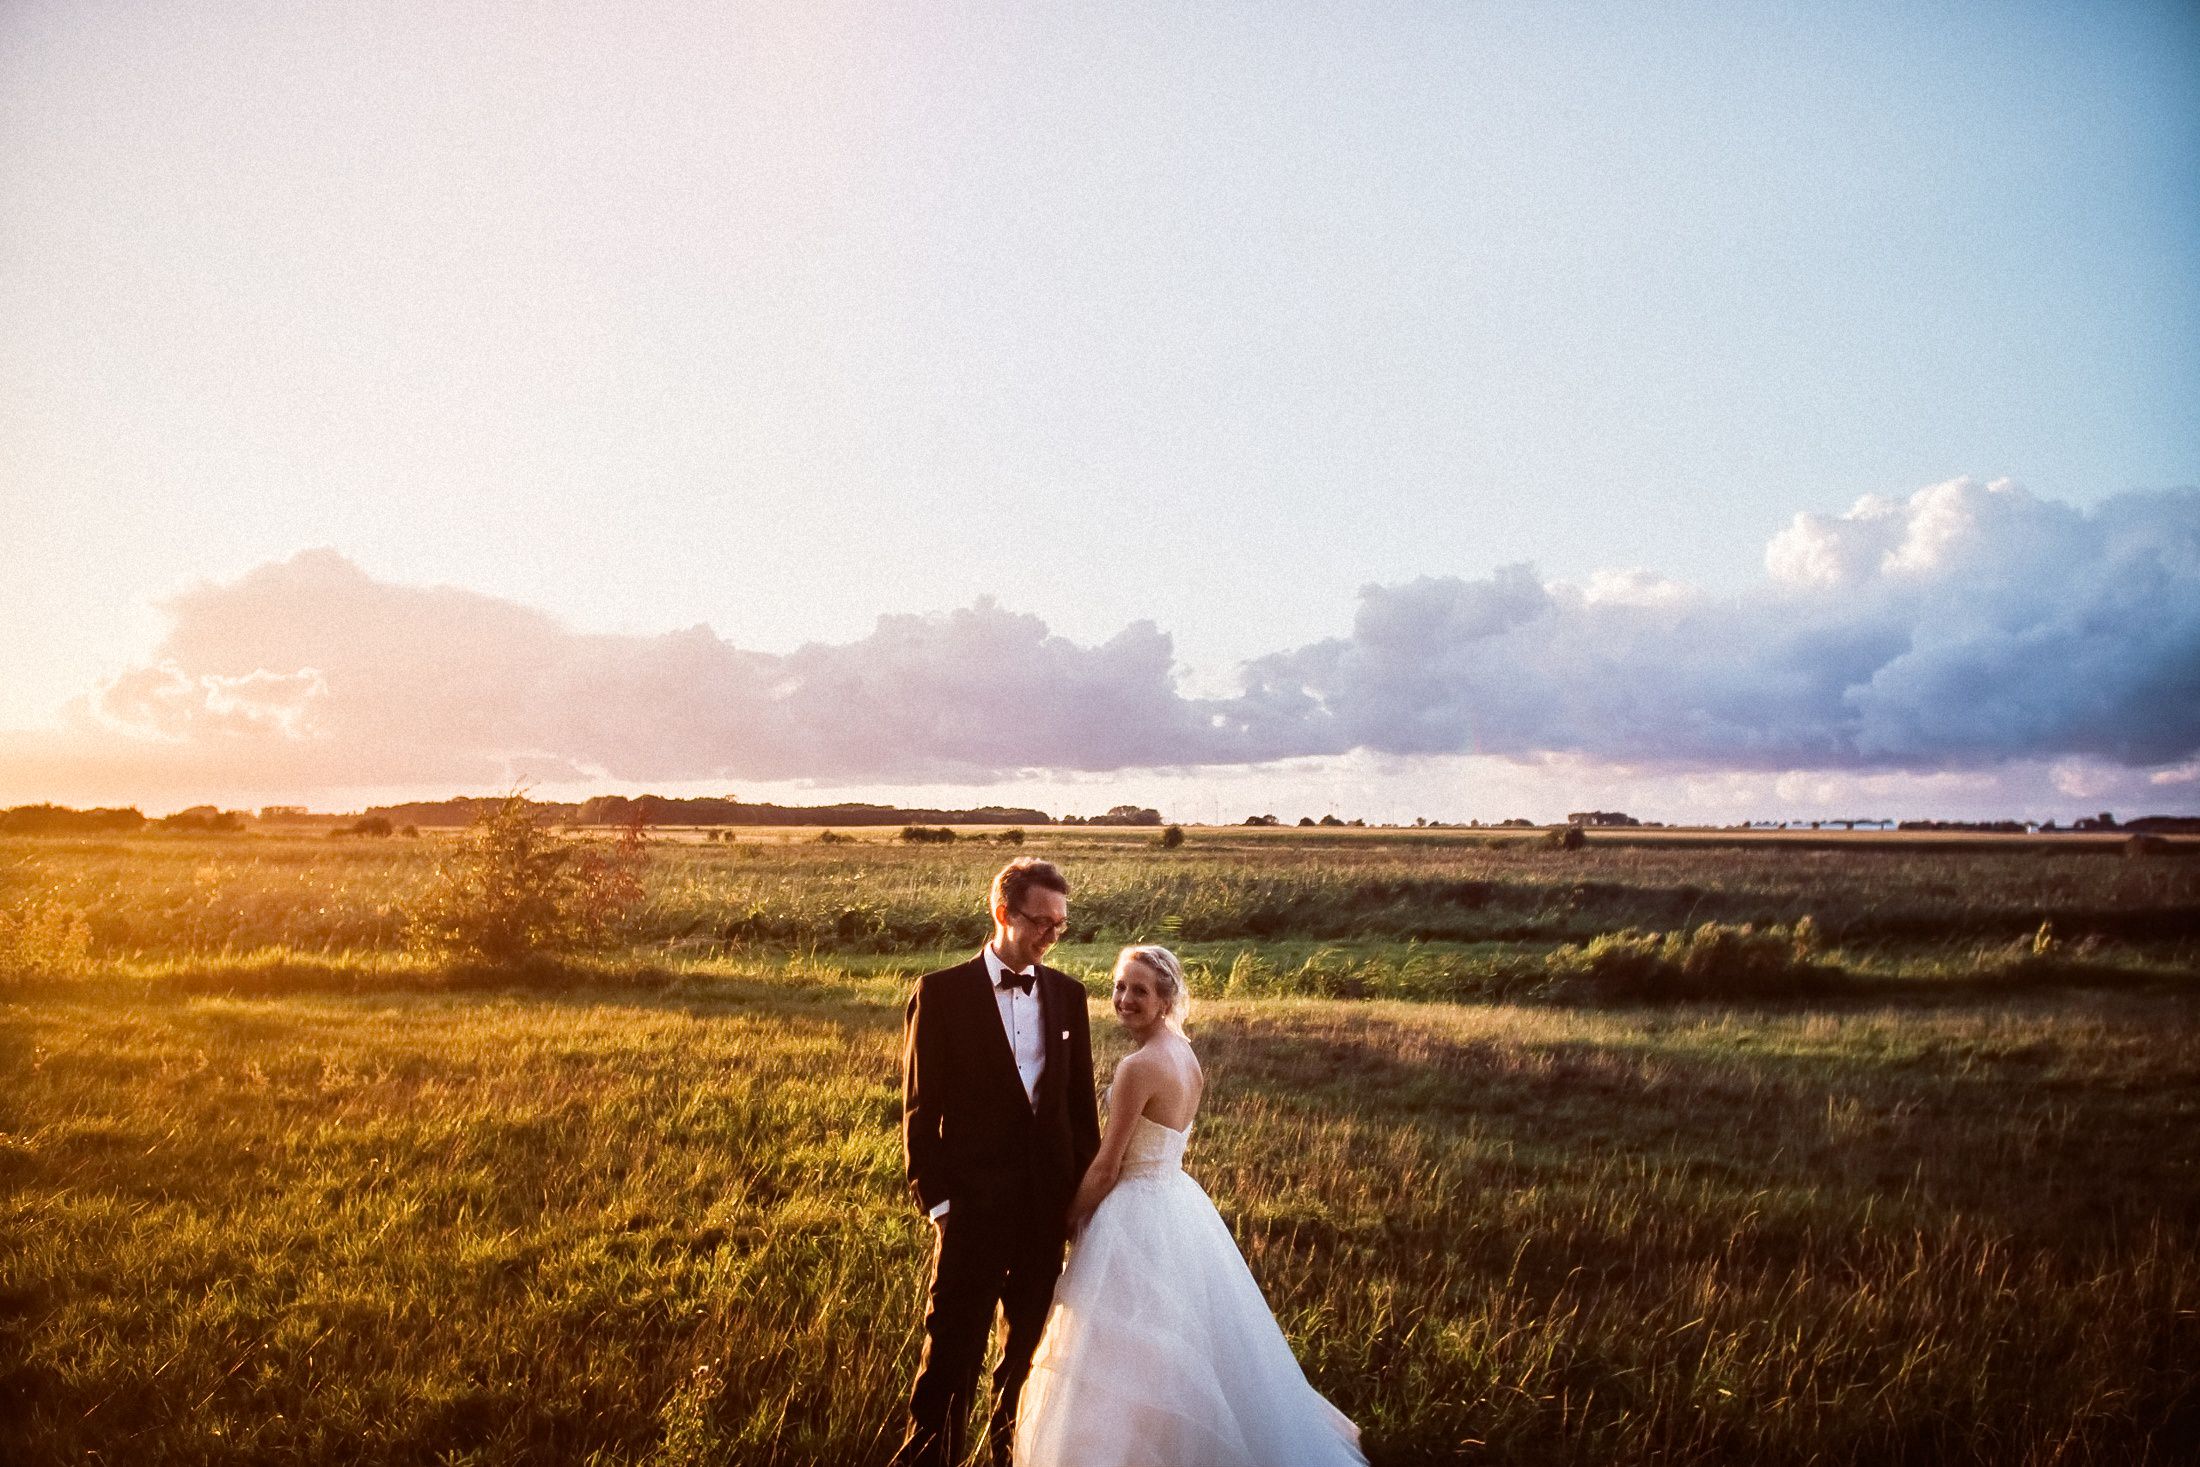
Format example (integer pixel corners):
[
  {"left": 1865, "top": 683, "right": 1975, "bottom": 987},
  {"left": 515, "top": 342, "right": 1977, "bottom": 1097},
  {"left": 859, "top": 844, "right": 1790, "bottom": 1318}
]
[
  {"left": 95, "top": 663, "right": 329, "bottom": 741},
  {"left": 5, "top": 479, "right": 2196, "bottom": 806},
  {"left": 1238, "top": 479, "right": 2200, "bottom": 771},
  {"left": 34, "top": 547, "right": 1246, "bottom": 788}
]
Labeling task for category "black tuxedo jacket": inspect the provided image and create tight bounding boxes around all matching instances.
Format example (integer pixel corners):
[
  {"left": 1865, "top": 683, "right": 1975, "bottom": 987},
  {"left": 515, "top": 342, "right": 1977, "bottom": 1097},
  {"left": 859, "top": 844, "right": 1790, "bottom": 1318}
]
[{"left": 901, "top": 953, "right": 1101, "bottom": 1223}]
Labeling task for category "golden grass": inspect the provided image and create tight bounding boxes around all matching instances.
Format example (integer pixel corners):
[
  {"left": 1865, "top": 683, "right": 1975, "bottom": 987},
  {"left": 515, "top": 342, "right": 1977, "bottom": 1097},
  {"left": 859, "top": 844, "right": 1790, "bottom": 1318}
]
[
  {"left": 4, "top": 976, "right": 2196, "bottom": 1464},
  {"left": 6, "top": 830, "right": 2196, "bottom": 974},
  {"left": 1, "top": 830, "right": 2195, "bottom": 1462}
]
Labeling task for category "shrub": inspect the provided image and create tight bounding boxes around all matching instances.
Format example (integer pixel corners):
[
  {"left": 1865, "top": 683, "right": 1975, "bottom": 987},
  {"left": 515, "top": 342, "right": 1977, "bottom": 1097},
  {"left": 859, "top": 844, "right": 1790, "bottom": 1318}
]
[
  {"left": 1160, "top": 825, "right": 1185, "bottom": 849},
  {"left": 814, "top": 830, "right": 853, "bottom": 844},
  {"left": 1223, "top": 949, "right": 1278, "bottom": 996},
  {"left": 996, "top": 828, "right": 1026, "bottom": 845},
  {"left": 1546, "top": 825, "right": 1586, "bottom": 851},
  {"left": 156, "top": 807, "right": 243, "bottom": 834},
  {"left": 899, "top": 826, "right": 957, "bottom": 844},
  {"left": 1976, "top": 921, "right": 2136, "bottom": 986},
  {"left": 1543, "top": 919, "right": 1832, "bottom": 1001},
  {"left": 409, "top": 798, "right": 646, "bottom": 971},
  {"left": 0, "top": 804, "right": 146, "bottom": 836},
  {"left": 0, "top": 892, "right": 92, "bottom": 983}
]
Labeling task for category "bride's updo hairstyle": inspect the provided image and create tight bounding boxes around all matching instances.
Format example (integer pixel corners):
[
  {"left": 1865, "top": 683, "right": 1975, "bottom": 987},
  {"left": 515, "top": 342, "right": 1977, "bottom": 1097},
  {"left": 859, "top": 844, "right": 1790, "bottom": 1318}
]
[{"left": 1118, "top": 944, "right": 1192, "bottom": 1034}]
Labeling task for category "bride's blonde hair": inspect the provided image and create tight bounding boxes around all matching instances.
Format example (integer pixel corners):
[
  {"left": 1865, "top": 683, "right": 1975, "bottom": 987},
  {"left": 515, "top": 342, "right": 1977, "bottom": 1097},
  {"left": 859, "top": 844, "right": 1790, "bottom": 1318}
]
[{"left": 1117, "top": 944, "right": 1192, "bottom": 1034}]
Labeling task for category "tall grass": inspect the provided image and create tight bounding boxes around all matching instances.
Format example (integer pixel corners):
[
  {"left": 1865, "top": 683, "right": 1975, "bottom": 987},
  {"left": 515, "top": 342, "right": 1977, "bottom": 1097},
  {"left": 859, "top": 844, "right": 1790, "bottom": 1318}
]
[
  {"left": 4, "top": 985, "right": 2196, "bottom": 1463},
  {"left": 7, "top": 832, "right": 2197, "bottom": 972},
  {"left": 3, "top": 831, "right": 2196, "bottom": 1460}
]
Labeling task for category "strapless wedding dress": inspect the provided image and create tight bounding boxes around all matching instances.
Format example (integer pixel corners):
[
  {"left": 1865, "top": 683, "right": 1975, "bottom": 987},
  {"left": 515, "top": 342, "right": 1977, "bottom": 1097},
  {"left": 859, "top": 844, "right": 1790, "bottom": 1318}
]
[{"left": 1013, "top": 1113, "right": 1368, "bottom": 1466}]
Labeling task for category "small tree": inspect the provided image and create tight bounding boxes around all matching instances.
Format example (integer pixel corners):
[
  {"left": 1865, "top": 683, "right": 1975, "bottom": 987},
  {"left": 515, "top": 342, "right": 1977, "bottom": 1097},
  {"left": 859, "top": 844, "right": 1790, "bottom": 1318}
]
[
  {"left": 410, "top": 797, "right": 645, "bottom": 970},
  {"left": 0, "top": 891, "right": 92, "bottom": 984}
]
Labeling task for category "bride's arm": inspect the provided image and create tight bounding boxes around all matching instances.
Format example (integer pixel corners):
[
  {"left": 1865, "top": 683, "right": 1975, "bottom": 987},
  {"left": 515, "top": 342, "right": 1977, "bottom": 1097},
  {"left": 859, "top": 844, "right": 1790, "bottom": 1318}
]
[{"left": 1066, "top": 1053, "right": 1158, "bottom": 1232}]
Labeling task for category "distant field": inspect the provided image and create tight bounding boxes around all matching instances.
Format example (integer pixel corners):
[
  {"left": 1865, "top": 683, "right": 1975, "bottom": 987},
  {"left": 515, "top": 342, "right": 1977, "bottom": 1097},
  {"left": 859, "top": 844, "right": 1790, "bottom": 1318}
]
[
  {"left": 4, "top": 826, "right": 2193, "bottom": 992},
  {"left": 2, "top": 829, "right": 2196, "bottom": 1463},
  {"left": 569, "top": 822, "right": 2192, "bottom": 853}
]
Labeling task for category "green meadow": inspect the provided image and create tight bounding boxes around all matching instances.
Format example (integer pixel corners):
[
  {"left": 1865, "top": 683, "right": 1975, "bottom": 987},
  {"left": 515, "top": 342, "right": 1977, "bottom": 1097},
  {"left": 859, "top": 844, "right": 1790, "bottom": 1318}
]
[{"left": 3, "top": 828, "right": 2197, "bottom": 1463}]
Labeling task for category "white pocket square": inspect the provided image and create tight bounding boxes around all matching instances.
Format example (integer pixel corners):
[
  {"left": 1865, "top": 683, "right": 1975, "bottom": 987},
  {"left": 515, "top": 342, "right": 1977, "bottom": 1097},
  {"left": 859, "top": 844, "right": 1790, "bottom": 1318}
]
[{"left": 1060, "top": 1030, "right": 1070, "bottom": 1040}]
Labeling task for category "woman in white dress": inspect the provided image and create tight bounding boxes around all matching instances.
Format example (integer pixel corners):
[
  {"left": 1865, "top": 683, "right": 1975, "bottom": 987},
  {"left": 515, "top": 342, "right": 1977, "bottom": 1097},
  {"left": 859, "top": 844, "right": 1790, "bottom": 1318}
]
[{"left": 1013, "top": 945, "right": 1369, "bottom": 1467}]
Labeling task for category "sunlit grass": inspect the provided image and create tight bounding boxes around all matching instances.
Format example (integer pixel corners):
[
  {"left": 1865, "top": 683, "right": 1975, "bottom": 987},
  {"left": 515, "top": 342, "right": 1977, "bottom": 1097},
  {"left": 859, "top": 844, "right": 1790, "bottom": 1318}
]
[
  {"left": 4, "top": 980, "right": 2196, "bottom": 1464},
  {"left": 7, "top": 831, "right": 2197, "bottom": 971},
  {"left": 2, "top": 830, "right": 2195, "bottom": 1462}
]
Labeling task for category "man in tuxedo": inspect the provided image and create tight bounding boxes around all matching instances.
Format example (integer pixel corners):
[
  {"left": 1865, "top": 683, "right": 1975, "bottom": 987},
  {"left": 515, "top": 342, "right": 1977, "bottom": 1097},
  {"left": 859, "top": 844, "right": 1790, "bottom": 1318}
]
[{"left": 890, "top": 857, "right": 1100, "bottom": 1467}]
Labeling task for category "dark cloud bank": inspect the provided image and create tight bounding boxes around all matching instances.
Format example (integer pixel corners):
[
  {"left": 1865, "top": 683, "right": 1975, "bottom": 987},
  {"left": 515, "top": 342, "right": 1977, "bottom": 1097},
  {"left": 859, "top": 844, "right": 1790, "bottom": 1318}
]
[{"left": 40, "top": 480, "right": 2200, "bottom": 791}]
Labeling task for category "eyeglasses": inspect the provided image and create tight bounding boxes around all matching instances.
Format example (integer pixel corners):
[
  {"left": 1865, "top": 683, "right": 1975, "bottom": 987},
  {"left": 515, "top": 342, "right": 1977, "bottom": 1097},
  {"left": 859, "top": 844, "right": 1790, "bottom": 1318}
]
[{"left": 1012, "top": 907, "right": 1070, "bottom": 937}]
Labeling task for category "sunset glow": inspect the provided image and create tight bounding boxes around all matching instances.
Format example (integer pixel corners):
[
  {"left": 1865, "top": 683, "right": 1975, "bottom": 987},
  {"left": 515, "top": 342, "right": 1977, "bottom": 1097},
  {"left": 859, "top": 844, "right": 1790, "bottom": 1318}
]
[{"left": 5, "top": 3, "right": 2195, "bottom": 822}]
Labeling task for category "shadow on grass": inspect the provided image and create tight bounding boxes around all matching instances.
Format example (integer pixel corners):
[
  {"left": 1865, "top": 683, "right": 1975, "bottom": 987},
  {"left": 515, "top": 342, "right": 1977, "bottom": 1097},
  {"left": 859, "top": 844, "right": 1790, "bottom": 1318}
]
[{"left": 1196, "top": 1002, "right": 2200, "bottom": 1250}]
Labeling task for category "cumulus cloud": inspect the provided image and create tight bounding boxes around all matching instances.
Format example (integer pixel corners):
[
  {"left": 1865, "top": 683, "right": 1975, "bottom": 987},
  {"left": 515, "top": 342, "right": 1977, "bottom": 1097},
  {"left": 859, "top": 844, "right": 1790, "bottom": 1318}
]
[
  {"left": 1238, "top": 479, "right": 2200, "bottom": 771},
  {"left": 6, "top": 479, "right": 2196, "bottom": 803},
  {"left": 96, "top": 663, "right": 329, "bottom": 741},
  {"left": 40, "top": 547, "right": 1248, "bottom": 787}
]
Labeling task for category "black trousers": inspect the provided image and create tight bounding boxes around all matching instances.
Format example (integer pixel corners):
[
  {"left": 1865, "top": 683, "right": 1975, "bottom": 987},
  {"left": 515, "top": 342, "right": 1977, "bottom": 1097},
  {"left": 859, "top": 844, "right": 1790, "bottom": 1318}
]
[{"left": 890, "top": 1194, "right": 1067, "bottom": 1467}]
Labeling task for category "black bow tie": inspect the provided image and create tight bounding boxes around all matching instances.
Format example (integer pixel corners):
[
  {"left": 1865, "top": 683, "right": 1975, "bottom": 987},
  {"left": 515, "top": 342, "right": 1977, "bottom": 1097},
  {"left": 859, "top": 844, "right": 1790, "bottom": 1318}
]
[{"left": 998, "top": 967, "right": 1036, "bottom": 995}]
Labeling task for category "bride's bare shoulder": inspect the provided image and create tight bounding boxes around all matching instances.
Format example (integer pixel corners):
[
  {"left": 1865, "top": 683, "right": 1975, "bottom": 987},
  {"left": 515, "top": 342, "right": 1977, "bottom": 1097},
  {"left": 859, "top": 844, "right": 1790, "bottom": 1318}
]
[{"left": 1112, "top": 1046, "right": 1161, "bottom": 1084}]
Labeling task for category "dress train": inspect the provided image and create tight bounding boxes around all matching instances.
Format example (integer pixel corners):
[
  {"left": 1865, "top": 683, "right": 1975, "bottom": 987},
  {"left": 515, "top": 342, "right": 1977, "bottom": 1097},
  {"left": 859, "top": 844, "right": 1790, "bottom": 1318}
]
[{"left": 1013, "top": 1114, "right": 1367, "bottom": 1466}]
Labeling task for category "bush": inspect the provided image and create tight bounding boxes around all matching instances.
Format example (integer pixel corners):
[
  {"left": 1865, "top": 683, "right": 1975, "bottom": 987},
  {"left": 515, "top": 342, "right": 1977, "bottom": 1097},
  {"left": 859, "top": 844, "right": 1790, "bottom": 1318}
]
[
  {"left": 996, "top": 828, "right": 1026, "bottom": 845},
  {"left": 0, "top": 804, "right": 145, "bottom": 836},
  {"left": 1160, "top": 825, "right": 1185, "bottom": 849},
  {"left": 0, "top": 892, "right": 92, "bottom": 983},
  {"left": 156, "top": 807, "right": 243, "bottom": 834},
  {"left": 1543, "top": 918, "right": 1831, "bottom": 1001},
  {"left": 899, "top": 827, "right": 957, "bottom": 844},
  {"left": 410, "top": 798, "right": 646, "bottom": 971},
  {"left": 1546, "top": 825, "right": 1586, "bottom": 851},
  {"left": 1975, "top": 922, "right": 2134, "bottom": 986}
]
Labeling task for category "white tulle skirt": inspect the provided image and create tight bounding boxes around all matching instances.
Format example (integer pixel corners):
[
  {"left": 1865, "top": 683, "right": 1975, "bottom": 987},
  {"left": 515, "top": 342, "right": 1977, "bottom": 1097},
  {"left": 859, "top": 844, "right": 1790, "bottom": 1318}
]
[{"left": 1013, "top": 1158, "right": 1367, "bottom": 1467}]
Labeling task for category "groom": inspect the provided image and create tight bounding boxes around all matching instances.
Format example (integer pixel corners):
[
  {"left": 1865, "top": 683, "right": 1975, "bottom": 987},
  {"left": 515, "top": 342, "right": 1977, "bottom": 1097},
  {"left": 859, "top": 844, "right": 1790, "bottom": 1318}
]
[{"left": 891, "top": 857, "right": 1100, "bottom": 1467}]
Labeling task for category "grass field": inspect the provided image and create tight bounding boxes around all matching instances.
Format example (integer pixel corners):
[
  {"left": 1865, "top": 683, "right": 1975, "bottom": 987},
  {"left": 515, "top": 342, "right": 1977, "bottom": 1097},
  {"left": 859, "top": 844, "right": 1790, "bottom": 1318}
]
[
  {"left": 3, "top": 828, "right": 2197, "bottom": 1463},
  {"left": 6, "top": 824, "right": 2197, "bottom": 984}
]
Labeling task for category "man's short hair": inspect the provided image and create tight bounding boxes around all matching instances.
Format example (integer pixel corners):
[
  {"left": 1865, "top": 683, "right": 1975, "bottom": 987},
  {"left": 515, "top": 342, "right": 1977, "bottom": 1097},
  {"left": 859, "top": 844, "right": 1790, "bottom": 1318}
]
[{"left": 992, "top": 857, "right": 1069, "bottom": 914}]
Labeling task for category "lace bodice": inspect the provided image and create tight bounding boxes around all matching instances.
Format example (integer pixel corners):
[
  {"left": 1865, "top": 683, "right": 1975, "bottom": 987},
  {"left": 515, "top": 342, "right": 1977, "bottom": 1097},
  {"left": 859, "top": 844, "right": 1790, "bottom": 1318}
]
[{"left": 1118, "top": 1112, "right": 1191, "bottom": 1177}]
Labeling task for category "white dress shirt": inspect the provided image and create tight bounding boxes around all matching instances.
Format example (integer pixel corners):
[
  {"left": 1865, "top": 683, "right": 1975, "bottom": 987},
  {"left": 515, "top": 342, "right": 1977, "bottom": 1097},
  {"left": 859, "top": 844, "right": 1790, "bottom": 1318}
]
[
  {"left": 931, "top": 946, "right": 1048, "bottom": 1222},
  {"left": 983, "top": 943, "right": 1047, "bottom": 1106}
]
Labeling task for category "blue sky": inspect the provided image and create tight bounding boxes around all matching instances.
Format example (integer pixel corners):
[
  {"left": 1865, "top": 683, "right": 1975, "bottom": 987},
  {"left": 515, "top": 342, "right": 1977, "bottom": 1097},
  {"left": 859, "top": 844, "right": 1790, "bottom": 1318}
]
[{"left": 2, "top": 1, "right": 2195, "bottom": 820}]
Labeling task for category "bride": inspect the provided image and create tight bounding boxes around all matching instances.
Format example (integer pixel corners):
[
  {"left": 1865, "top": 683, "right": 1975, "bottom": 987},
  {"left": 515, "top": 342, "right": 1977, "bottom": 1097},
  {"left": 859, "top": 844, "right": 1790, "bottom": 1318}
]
[{"left": 1013, "top": 945, "right": 1369, "bottom": 1466}]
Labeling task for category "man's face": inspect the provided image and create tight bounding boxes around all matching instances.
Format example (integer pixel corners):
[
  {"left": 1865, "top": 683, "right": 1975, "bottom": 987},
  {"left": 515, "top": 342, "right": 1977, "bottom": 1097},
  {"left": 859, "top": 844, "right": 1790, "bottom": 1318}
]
[{"left": 995, "top": 886, "right": 1069, "bottom": 968}]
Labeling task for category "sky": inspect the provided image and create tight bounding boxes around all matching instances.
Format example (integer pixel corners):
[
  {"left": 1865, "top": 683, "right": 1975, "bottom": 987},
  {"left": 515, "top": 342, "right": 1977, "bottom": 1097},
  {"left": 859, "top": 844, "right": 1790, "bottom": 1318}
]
[{"left": 3, "top": 1, "right": 2196, "bottom": 823}]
